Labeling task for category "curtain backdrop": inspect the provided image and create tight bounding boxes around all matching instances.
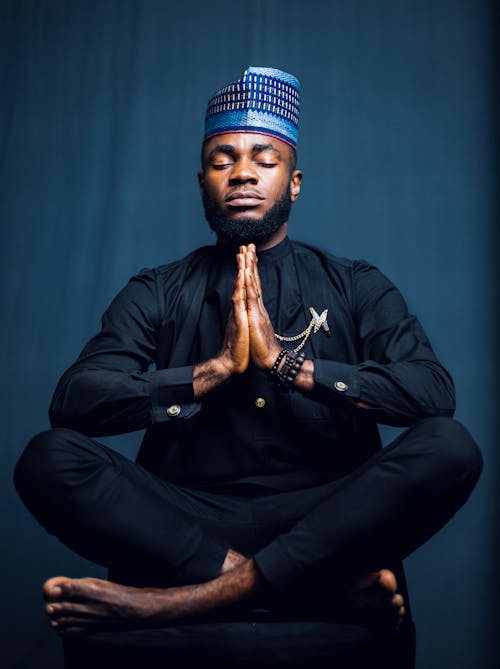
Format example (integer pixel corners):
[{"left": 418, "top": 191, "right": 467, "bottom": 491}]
[{"left": 1, "top": 1, "right": 497, "bottom": 667}]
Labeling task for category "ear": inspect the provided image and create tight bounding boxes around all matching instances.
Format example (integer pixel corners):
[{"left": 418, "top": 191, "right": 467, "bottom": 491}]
[
  {"left": 289, "top": 170, "right": 303, "bottom": 203},
  {"left": 198, "top": 171, "right": 204, "bottom": 197}
]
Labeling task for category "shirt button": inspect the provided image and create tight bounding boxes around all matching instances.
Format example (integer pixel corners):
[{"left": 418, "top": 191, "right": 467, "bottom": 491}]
[
  {"left": 334, "top": 381, "right": 348, "bottom": 392},
  {"left": 255, "top": 397, "right": 266, "bottom": 408},
  {"left": 167, "top": 404, "right": 181, "bottom": 417}
]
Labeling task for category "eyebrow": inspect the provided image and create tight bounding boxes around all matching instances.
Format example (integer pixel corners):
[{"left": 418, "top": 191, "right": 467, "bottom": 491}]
[
  {"left": 251, "top": 143, "right": 280, "bottom": 155},
  {"left": 207, "top": 143, "right": 281, "bottom": 160}
]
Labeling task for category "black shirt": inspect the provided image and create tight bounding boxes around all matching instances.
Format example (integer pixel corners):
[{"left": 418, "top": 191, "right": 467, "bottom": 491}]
[{"left": 50, "top": 237, "right": 455, "bottom": 493}]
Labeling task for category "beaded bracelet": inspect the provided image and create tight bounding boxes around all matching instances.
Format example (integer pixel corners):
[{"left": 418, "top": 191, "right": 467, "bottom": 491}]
[
  {"left": 269, "top": 349, "right": 287, "bottom": 378},
  {"left": 271, "top": 349, "right": 306, "bottom": 390},
  {"left": 278, "top": 350, "right": 305, "bottom": 388}
]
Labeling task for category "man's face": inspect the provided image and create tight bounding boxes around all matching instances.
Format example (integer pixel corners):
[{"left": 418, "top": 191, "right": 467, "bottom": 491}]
[{"left": 199, "top": 133, "right": 302, "bottom": 245}]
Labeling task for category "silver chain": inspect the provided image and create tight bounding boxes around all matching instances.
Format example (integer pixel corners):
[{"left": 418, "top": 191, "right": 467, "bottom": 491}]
[
  {"left": 274, "top": 308, "right": 330, "bottom": 353},
  {"left": 274, "top": 318, "right": 315, "bottom": 353}
]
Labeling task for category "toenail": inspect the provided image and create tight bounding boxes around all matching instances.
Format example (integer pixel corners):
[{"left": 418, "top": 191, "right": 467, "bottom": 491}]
[
  {"left": 50, "top": 621, "right": 58, "bottom": 628},
  {"left": 46, "top": 605, "right": 54, "bottom": 614}
]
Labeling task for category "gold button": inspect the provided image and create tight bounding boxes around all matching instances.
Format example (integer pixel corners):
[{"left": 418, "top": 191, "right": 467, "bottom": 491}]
[
  {"left": 167, "top": 404, "right": 181, "bottom": 417},
  {"left": 255, "top": 397, "right": 266, "bottom": 408}
]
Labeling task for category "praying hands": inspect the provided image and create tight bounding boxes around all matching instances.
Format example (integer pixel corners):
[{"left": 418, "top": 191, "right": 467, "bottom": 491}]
[{"left": 192, "top": 244, "right": 314, "bottom": 399}]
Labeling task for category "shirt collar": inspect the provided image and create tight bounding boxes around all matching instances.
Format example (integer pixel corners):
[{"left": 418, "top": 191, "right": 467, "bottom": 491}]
[{"left": 213, "top": 236, "right": 291, "bottom": 265}]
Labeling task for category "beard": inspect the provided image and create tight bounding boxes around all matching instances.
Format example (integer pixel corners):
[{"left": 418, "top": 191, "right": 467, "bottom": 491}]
[{"left": 203, "top": 186, "right": 292, "bottom": 246}]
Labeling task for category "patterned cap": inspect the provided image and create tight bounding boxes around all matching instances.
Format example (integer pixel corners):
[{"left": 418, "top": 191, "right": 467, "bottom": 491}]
[{"left": 204, "top": 66, "right": 300, "bottom": 149}]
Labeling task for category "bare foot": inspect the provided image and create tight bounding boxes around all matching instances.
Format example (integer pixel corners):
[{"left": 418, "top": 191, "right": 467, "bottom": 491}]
[
  {"left": 347, "top": 569, "right": 405, "bottom": 627},
  {"left": 44, "top": 559, "right": 260, "bottom": 635}
]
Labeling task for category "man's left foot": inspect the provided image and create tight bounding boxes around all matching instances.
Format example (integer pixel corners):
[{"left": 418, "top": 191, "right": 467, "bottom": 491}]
[{"left": 347, "top": 569, "right": 405, "bottom": 627}]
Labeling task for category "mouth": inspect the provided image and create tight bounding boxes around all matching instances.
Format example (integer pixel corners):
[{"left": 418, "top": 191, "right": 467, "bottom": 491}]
[{"left": 225, "top": 191, "right": 265, "bottom": 207}]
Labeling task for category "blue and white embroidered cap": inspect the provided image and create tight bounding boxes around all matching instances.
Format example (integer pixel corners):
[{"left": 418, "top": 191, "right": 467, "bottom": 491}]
[{"left": 204, "top": 66, "right": 300, "bottom": 149}]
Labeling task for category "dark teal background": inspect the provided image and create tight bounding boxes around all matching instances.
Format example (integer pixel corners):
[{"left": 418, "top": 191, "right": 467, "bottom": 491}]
[{"left": 1, "top": 1, "right": 498, "bottom": 667}]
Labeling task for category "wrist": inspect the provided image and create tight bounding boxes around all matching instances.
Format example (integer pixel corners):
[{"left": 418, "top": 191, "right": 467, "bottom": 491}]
[
  {"left": 268, "top": 350, "right": 313, "bottom": 392},
  {"left": 269, "top": 348, "right": 286, "bottom": 376},
  {"left": 275, "top": 350, "right": 306, "bottom": 389},
  {"left": 214, "top": 354, "right": 236, "bottom": 380},
  {"left": 262, "top": 345, "right": 285, "bottom": 372},
  {"left": 193, "top": 356, "right": 234, "bottom": 399},
  {"left": 295, "top": 359, "right": 314, "bottom": 392}
]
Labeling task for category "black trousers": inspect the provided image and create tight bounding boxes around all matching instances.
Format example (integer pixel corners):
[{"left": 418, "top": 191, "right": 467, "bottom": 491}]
[{"left": 14, "top": 417, "right": 482, "bottom": 612}]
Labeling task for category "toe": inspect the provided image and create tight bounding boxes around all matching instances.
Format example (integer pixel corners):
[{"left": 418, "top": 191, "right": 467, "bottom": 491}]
[
  {"left": 45, "top": 603, "right": 56, "bottom": 617},
  {"left": 50, "top": 618, "right": 88, "bottom": 635},
  {"left": 46, "top": 601, "right": 97, "bottom": 619},
  {"left": 43, "top": 576, "right": 71, "bottom": 601},
  {"left": 391, "top": 593, "right": 404, "bottom": 608},
  {"left": 58, "top": 627, "right": 86, "bottom": 636},
  {"left": 377, "top": 569, "right": 397, "bottom": 595}
]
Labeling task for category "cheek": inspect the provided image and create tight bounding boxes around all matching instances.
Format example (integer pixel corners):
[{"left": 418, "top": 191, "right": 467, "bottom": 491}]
[
  {"left": 265, "top": 174, "right": 290, "bottom": 200},
  {"left": 203, "top": 177, "right": 224, "bottom": 199},
  {"left": 266, "top": 169, "right": 290, "bottom": 192}
]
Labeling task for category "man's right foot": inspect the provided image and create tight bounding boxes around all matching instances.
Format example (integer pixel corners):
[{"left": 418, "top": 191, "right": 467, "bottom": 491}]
[{"left": 43, "top": 559, "right": 261, "bottom": 635}]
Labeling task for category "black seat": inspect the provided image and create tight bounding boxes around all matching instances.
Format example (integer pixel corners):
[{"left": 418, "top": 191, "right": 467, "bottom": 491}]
[{"left": 63, "top": 616, "right": 415, "bottom": 669}]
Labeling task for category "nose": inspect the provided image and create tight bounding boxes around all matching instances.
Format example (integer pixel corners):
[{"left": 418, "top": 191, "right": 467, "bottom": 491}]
[{"left": 228, "top": 157, "right": 258, "bottom": 184}]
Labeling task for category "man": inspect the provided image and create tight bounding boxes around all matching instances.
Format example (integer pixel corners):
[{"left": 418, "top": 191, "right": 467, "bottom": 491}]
[{"left": 15, "top": 66, "right": 482, "bottom": 636}]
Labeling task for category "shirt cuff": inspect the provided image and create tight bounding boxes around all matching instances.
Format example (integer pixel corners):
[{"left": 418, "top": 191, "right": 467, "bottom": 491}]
[
  {"left": 312, "top": 359, "right": 361, "bottom": 400},
  {"left": 147, "top": 366, "right": 202, "bottom": 423}
]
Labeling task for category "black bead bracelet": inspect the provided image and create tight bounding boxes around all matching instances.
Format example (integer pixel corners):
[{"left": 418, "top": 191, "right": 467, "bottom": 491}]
[
  {"left": 269, "top": 349, "right": 287, "bottom": 377},
  {"left": 270, "top": 349, "right": 305, "bottom": 390}
]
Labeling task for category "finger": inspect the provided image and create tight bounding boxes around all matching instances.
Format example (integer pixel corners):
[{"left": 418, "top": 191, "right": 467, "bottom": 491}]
[
  {"left": 243, "top": 250, "right": 259, "bottom": 295},
  {"left": 237, "top": 251, "right": 245, "bottom": 273},
  {"left": 243, "top": 245, "right": 252, "bottom": 270},
  {"left": 244, "top": 263, "right": 260, "bottom": 306},
  {"left": 252, "top": 254, "right": 263, "bottom": 297},
  {"left": 232, "top": 258, "right": 248, "bottom": 329},
  {"left": 240, "top": 245, "right": 248, "bottom": 265},
  {"left": 245, "top": 268, "right": 270, "bottom": 326},
  {"left": 247, "top": 251, "right": 264, "bottom": 309},
  {"left": 233, "top": 272, "right": 246, "bottom": 307},
  {"left": 233, "top": 254, "right": 246, "bottom": 296},
  {"left": 242, "top": 247, "right": 257, "bottom": 291}
]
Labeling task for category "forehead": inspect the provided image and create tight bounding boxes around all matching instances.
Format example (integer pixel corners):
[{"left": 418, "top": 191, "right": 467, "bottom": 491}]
[{"left": 202, "top": 132, "right": 292, "bottom": 158}]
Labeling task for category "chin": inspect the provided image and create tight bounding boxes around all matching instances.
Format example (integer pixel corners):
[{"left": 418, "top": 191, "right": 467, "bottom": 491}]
[{"left": 225, "top": 208, "right": 263, "bottom": 219}]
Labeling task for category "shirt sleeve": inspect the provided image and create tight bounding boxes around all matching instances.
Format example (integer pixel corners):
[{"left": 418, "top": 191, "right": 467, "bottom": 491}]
[
  {"left": 49, "top": 269, "right": 202, "bottom": 437},
  {"left": 312, "top": 261, "right": 455, "bottom": 426}
]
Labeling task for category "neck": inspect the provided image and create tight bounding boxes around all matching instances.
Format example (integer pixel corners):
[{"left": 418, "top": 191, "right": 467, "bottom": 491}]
[{"left": 256, "top": 223, "right": 288, "bottom": 251}]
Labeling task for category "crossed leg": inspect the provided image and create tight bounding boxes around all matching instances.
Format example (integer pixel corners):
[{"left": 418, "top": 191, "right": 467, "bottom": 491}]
[
  {"left": 42, "top": 565, "right": 404, "bottom": 634},
  {"left": 15, "top": 417, "right": 481, "bottom": 635}
]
